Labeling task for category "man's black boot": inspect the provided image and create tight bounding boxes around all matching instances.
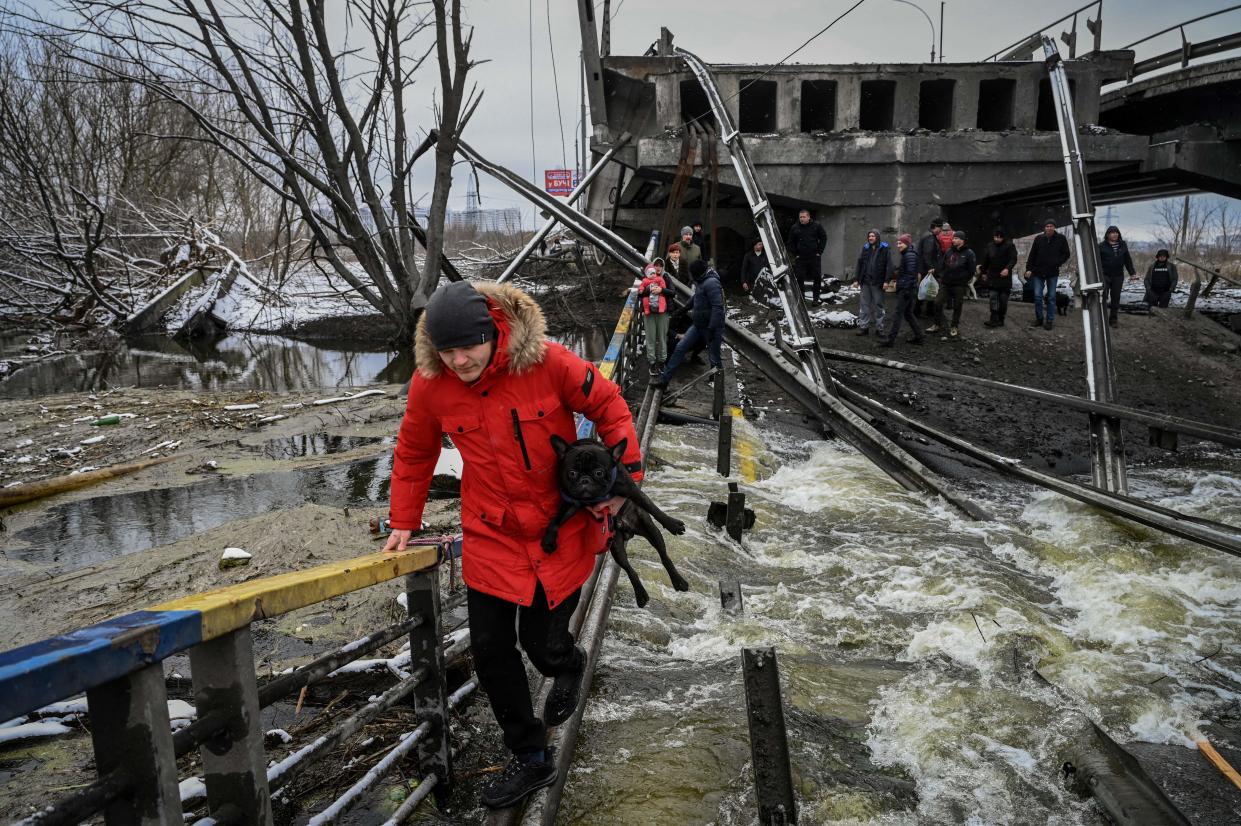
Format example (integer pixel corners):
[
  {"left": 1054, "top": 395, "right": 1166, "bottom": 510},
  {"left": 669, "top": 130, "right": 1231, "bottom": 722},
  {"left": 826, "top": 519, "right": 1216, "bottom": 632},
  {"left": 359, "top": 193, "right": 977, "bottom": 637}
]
[
  {"left": 480, "top": 747, "right": 557, "bottom": 809},
  {"left": 544, "top": 647, "right": 586, "bottom": 726}
]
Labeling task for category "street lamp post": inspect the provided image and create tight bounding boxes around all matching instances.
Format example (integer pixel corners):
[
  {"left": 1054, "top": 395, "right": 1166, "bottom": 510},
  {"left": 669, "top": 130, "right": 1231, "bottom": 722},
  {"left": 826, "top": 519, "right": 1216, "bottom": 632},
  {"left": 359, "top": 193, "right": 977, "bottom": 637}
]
[{"left": 890, "top": 0, "right": 937, "bottom": 62}]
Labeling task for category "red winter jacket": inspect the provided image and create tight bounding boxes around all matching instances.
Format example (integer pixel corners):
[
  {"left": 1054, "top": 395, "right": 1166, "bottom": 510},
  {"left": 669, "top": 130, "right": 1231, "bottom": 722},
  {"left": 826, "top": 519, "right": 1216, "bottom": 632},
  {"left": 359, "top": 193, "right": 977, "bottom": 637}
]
[
  {"left": 638, "top": 272, "right": 668, "bottom": 315},
  {"left": 390, "top": 283, "right": 642, "bottom": 610}
]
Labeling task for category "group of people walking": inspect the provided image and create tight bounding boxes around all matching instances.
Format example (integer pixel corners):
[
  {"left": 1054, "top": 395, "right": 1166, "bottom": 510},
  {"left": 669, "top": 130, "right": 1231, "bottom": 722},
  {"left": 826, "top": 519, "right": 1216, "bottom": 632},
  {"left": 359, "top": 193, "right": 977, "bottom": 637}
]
[
  {"left": 849, "top": 216, "right": 1184, "bottom": 346},
  {"left": 635, "top": 210, "right": 1186, "bottom": 388}
]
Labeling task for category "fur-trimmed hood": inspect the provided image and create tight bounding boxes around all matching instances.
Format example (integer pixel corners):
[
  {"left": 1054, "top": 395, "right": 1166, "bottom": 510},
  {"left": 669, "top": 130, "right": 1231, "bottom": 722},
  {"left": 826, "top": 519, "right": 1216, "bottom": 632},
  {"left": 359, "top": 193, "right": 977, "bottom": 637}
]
[{"left": 414, "top": 282, "right": 547, "bottom": 379}]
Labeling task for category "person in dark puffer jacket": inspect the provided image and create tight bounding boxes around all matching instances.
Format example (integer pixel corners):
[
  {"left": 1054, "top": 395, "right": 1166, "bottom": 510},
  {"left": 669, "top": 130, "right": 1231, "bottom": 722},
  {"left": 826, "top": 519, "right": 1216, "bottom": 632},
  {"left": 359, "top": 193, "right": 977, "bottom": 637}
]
[
  {"left": 880, "top": 233, "right": 924, "bottom": 347},
  {"left": 655, "top": 258, "right": 724, "bottom": 386},
  {"left": 1097, "top": 225, "right": 1136, "bottom": 327},
  {"left": 927, "top": 231, "right": 977, "bottom": 339},
  {"left": 854, "top": 229, "right": 889, "bottom": 336}
]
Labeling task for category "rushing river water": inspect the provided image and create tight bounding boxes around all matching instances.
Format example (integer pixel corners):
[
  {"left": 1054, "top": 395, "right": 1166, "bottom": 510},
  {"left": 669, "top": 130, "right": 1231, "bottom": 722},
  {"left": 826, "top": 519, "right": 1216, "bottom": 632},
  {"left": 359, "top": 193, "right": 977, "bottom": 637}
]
[{"left": 560, "top": 419, "right": 1241, "bottom": 824}]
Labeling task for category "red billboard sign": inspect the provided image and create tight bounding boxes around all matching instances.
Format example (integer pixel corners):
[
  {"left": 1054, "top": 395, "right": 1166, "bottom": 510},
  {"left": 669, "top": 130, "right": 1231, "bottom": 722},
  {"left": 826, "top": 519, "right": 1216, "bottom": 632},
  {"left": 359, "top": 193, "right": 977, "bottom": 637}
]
[{"left": 544, "top": 169, "right": 577, "bottom": 196}]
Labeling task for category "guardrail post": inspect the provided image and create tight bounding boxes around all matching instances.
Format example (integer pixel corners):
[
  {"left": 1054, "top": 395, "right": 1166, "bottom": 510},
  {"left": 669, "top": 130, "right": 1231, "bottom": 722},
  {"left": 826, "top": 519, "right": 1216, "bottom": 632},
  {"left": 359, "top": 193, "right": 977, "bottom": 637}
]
[
  {"left": 407, "top": 564, "right": 453, "bottom": 801},
  {"left": 189, "top": 626, "right": 274, "bottom": 825},
  {"left": 741, "top": 647, "right": 797, "bottom": 825},
  {"left": 726, "top": 482, "right": 746, "bottom": 541},
  {"left": 712, "top": 366, "right": 725, "bottom": 420},
  {"left": 717, "top": 412, "right": 733, "bottom": 476},
  {"left": 86, "top": 663, "right": 182, "bottom": 825}
]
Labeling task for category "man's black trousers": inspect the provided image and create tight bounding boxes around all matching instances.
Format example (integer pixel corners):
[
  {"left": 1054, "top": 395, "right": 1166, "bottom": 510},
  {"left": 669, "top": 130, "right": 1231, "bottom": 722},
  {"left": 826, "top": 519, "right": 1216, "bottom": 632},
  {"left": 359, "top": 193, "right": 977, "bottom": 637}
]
[
  {"left": 792, "top": 255, "right": 822, "bottom": 302},
  {"left": 468, "top": 581, "right": 583, "bottom": 754},
  {"left": 1103, "top": 273, "right": 1125, "bottom": 320}
]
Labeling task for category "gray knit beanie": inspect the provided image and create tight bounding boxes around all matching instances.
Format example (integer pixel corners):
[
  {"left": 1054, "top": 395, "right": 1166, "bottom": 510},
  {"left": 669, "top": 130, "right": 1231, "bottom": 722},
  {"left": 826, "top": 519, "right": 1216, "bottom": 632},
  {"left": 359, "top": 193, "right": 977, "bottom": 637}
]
[
  {"left": 680, "top": 226, "right": 693, "bottom": 237},
  {"left": 424, "top": 281, "right": 495, "bottom": 351}
]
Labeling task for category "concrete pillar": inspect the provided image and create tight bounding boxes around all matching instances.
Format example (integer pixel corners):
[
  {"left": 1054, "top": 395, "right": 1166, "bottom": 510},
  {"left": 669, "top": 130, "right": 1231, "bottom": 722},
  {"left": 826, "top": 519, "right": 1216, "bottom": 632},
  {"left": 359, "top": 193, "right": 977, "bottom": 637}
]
[
  {"left": 656, "top": 75, "right": 678, "bottom": 131},
  {"left": 1013, "top": 74, "right": 1040, "bottom": 130},
  {"left": 87, "top": 664, "right": 183, "bottom": 825},
  {"left": 190, "top": 627, "right": 274, "bottom": 825},
  {"left": 777, "top": 75, "right": 798, "bottom": 134},
  {"left": 717, "top": 74, "right": 741, "bottom": 129},
  {"left": 893, "top": 77, "right": 919, "bottom": 131},
  {"left": 952, "top": 78, "right": 980, "bottom": 131},
  {"left": 837, "top": 75, "right": 861, "bottom": 130},
  {"left": 1071, "top": 69, "right": 1101, "bottom": 124}
]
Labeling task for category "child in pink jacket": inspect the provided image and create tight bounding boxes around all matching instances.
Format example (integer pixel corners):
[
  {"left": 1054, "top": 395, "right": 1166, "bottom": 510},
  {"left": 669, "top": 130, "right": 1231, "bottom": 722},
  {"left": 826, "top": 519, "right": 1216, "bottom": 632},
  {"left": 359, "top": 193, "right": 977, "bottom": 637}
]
[{"left": 638, "top": 260, "right": 670, "bottom": 374}]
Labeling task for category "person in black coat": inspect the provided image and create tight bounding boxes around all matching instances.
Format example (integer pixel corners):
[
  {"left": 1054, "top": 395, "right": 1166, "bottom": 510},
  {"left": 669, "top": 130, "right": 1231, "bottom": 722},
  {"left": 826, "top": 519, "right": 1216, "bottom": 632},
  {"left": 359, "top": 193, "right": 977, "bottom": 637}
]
[
  {"left": 1097, "top": 225, "right": 1136, "bottom": 327},
  {"left": 880, "top": 233, "right": 924, "bottom": 347},
  {"left": 787, "top": 208, "right": 827, "bottom": 303},
  {"left": 915, "top": 218, "right": 944, "bottom": 317},
  {"left": 1023, "top": 219, "right": 1071, "bottom": 329},
  {"left": 979, "top": 228, "right": 1018, "bottom": 327},
  {"left": 739, "top": 239, "right": 768, "bottom": 293},
  {"left": 927, "top": 231, "right": 977, "bottom": 338}
]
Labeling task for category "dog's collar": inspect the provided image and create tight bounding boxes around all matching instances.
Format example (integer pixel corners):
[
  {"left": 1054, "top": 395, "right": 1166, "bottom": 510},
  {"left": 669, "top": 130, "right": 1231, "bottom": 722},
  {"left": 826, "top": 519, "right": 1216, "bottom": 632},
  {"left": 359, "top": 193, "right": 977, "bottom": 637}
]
[{"left": 561, "top": 465, "right": 619, "bottom": 506}]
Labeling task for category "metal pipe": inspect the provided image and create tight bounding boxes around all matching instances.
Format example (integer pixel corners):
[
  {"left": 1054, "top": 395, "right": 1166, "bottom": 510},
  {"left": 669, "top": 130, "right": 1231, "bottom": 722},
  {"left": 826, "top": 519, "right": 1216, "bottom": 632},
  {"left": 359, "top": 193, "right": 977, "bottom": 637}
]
[
  {"left": 819, "top": 348, "right": 1241, "bottom": 449},
  {"left": 1044, "top": 35, "right": 1128, "bottom": 495},
  {"left": 308, "top": 680, "right": 479, "bottom": 825},
  {"left": 497, "top": 133, "right": 632, "bottom": 283}
]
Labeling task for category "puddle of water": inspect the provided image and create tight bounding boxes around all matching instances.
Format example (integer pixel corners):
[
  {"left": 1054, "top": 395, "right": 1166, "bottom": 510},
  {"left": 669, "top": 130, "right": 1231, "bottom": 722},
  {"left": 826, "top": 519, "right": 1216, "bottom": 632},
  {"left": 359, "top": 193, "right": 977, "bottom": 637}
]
[
  {"left": 0, "top": 328, "right": 610, "bottom": 399},
  {"left": 259, "top": 433, "right": 394, "bottom": 460},
  {"left": 0, "top": 333, "right": 410, "bottom": 399}
]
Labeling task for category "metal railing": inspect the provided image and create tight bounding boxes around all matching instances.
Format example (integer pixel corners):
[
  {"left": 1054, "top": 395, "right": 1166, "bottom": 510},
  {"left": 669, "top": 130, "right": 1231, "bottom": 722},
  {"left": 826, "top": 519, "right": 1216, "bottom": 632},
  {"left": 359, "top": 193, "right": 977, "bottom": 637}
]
[
  {"left": 982, "top": 0, "right": 1103, "bottom": 61},
  {"left": 0, "top": 538, "right": 466, "bottom": 825},
  {"left": 1120, "top": 5, "right": 1241, "bottom": 81}
]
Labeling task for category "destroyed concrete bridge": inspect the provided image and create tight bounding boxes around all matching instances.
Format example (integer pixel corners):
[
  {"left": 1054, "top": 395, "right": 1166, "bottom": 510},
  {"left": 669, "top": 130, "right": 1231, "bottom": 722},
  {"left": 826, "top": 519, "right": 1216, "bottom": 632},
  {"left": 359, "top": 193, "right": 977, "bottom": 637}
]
[{"left": 581, "top": 16, "right": 1241, "bottom": 276}]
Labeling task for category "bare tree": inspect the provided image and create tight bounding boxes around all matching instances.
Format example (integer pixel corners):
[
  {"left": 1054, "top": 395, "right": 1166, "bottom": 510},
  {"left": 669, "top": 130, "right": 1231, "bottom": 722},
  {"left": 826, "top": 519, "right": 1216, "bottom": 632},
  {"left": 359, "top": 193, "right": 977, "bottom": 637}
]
[
  {"left": 1152, "top": 195, "right": 1211, "bottom": 259},
  {"left": 40, "top": 0, "right": 480, "bottom": 340}
]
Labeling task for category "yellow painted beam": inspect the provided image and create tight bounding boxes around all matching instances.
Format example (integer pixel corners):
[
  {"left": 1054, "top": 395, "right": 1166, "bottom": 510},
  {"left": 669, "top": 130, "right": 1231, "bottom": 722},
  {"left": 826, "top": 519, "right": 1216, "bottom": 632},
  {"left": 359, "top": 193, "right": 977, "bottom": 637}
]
[
  {"left": 732, "top": 405, "right": 759, "bottom": 483},
  {"left": 152, "top": 548, "right": 439, "bottom": 642}
]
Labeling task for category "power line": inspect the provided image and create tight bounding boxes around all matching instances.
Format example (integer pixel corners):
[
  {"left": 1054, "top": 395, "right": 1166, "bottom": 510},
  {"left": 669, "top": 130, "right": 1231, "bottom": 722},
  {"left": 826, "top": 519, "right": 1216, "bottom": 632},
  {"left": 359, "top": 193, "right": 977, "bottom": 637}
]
[
  {"left": 682, "top": 0, "right": 870, "bottom": 131},
  {"left": 528, "top": 0, "right": 537, "bottom": 182},
  {"left": 545, "top": 0, "right": 568, "bottom": 169}
]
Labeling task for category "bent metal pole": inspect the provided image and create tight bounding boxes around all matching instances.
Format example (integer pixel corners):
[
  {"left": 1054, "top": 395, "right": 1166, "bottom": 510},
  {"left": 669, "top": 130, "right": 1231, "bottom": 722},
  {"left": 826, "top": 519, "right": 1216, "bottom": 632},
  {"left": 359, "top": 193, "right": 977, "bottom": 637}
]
[
  {"left": 675, "top": 46, "right": 831, "bottom": 393},
  {"left": 497, "top": 132, "right": 632, "bottom": 284},
  {"left": 1043, "top": 36, "right": 1128, "bottom": 495}
]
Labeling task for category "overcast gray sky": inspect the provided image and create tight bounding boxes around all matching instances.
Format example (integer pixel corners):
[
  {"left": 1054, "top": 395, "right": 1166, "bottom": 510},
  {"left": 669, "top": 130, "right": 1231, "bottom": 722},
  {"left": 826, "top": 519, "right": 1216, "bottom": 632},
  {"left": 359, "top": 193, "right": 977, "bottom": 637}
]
[{"left": 423, "top": 0, "right": 1240, "bottom": 239}]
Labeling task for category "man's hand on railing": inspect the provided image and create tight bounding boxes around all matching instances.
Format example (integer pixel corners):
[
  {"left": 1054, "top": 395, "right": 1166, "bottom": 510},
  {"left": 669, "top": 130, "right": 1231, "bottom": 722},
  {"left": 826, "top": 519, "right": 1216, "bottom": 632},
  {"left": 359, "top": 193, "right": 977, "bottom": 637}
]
[{"left": 383, "top": 529, "right": 414, "bottom": 552}]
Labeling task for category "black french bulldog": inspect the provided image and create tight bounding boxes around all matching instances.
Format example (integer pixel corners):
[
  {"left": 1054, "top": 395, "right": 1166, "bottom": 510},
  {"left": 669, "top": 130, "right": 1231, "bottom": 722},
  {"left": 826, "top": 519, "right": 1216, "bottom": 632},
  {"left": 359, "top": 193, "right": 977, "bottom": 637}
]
[{"left": 542, "top": 435, "right": 690, "bottom": 607}]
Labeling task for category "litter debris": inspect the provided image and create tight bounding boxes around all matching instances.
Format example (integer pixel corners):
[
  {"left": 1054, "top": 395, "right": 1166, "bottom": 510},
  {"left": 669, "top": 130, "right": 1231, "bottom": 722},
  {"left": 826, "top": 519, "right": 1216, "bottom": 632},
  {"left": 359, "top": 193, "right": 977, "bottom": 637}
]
[
  {"left": 90, "top": 415, "right": 121, "bottom": 426},
  {"left": 79, "top": 435, "right": 106, "bottom": 445},
  {"left": 14, "top": 438, "right": 32, "bottom": 448},
  {"left": 312, "top": 389, "right": 386, "bottom": 406},
  {"left": 257, "top": 414, "right": 286, "bottom": 424},
  {"left": 223, "top": 403, "right": 261, "bottom": 411},
  {"left": 219, "top": 547, "right": 252, "bottom": 569},
  {"left": 142, "top": 440, "right": 181, "bottom": 455}
]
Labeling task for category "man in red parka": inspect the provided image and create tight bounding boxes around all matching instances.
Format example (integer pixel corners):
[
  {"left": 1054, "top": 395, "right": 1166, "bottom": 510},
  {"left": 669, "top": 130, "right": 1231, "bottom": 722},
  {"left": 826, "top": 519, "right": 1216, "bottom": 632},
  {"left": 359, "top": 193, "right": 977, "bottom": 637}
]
[{"left": 383, "top": 280, "right": 642, "bottom": 808}]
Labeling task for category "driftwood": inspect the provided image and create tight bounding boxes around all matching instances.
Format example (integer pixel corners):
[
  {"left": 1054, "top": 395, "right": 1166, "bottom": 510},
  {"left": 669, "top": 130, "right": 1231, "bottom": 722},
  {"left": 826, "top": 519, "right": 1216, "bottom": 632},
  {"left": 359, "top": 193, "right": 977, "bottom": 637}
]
[{"left": 0, "top": 455, "right": 176, "bottom": 509}]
